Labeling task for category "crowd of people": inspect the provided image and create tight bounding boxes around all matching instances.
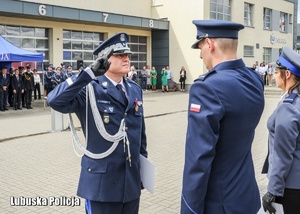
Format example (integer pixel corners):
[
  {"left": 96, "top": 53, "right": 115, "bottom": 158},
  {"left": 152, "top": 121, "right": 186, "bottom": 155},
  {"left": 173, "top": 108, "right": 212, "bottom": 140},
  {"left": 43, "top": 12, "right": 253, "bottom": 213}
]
[
  {"left": 253, "top": 60, "right": 275, "bottom": 86},
  {"left": 127, "top": 64, "right": 187, "bottom": 92},
  {"left": 0, "top": 63, "right": 75, "bottom": 112}
]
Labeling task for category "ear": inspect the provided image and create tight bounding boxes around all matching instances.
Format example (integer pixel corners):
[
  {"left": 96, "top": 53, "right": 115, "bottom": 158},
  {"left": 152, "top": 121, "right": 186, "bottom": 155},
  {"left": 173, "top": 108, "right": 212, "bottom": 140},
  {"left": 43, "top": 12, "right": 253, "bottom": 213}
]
[{"left": 285, "top": 70, "right": 292, "bottom": 79}]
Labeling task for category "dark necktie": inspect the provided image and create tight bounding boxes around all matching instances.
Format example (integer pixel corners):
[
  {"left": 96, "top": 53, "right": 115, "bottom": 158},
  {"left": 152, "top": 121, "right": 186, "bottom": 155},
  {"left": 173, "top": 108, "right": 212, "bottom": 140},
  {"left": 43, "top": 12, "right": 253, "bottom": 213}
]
[{"left": 116, "top": 84, "right": 128, "bottom": 106}]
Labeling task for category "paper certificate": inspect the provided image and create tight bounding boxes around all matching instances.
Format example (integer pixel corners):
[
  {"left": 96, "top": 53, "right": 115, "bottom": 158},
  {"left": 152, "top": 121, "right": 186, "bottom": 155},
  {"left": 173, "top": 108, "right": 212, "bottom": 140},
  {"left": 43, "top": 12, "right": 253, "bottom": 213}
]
[{"left": 140, "top": 154, "right": 155, "bottom": 194}]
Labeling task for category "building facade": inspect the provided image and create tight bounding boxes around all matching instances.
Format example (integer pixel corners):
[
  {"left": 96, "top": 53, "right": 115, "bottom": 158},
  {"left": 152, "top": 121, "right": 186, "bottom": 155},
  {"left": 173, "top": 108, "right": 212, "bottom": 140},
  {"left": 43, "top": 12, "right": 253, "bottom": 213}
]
[{"left": 0, "top": 0, "right": 297, "bottom": 88}]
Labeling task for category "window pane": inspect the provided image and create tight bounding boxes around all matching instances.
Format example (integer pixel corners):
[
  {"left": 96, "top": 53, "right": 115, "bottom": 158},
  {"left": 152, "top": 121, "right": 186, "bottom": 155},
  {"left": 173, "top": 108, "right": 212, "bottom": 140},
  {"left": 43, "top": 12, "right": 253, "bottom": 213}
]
[
  {"left": 139, "top": 37, "right": 146, "bottom": 43},
  {"left": 0, "top": 25, "right": 4, "bottom": 35},
  {"left": 129, "top": 36, "right": 139, "bottom": 43},
  {"left": 72, "top": 31, "right": 82, "bottom": 40},
  {"left": 83, "top": 41, "right": 93, "bottom": 50},
  {"left": 6, "top": 26, "right": 20, "bottom": 36},
  {"left": 63, "top": 40, "right": 71, "bottom": 49},
  {"left": 139, "top": 45, "right": 146, "bottom": 52},
  {"left": 63, "top": 30, "right": 71, "bottom": 39},
  {"left": 139, "top": 54, "right": 146, "bottom": 61},
  {"left": 72, "top": 51, "right": 82, "bottom": 60},
  {"left": 36, "top": 28, "right": 46, "bottom": 37},
  {"left": 93, "top": 42, "right": 100, "bottom": 49},
  {"left": 72, "top": 41, "right": 82, "bottom": 50},
  {"left": 83, "top": 32, "right": 93, "bottom": 40},
  {"left": 130, "top": 54, "right": 138, "bottom": 61},
  {"left": 63, "top": 51, "right": 71, "bottom": 60},
  {"left": 22, "top": 38, "right": 35, "bottom": 48},
  {"left": 7, "top": 37, "right": 21, "bottom": 47},
  {"left": 83, "top": 52, "right": 93, "bottom": 60},
  {"left": 36, "top": 39, "right": 48, "bottom": 49},
  {"left": 22, "top": 27, "right": 35, "bottom": 37},
  {"left": 129, "top": 44, "right": 139, "bottom": 52}
]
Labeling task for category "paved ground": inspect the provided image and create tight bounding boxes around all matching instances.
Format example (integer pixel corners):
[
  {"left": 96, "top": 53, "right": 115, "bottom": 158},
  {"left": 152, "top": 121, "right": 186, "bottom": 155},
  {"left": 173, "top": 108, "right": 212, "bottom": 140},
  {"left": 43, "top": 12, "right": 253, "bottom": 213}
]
[{"left": 0, "top": 87, "right": 281, "bottom": 213}]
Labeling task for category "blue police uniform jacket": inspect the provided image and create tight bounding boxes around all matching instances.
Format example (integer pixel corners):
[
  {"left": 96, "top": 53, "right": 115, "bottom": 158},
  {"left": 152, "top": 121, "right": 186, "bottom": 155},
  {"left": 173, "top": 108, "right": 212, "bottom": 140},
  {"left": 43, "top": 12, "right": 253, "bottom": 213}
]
[
  {"left": 181, "top": 59, "right": 264, "bottom": 214},
  {"left": 267, "top": 90, "right": 300, "bottom": 196},
  {"left": 47, "top": 68, "right": 147, "bottom": 203},
  {"left": 44, "top": 70, "right": 54, "bottom": 88}
]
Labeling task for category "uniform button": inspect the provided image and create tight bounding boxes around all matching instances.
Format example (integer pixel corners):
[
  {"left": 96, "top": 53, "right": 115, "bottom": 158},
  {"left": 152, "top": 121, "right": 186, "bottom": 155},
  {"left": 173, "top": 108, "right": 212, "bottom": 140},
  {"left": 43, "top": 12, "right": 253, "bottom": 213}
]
[
  {"left": 125, "top": 127, "right": 128, "bottom": 131},
  {"left": 124, "top": 113, "right": 127, "bottom": 116},
  {"left": 88, "top": 168, "right": 91, "bottom": 172},
  {"left": 126, "top": 157, "right": 129, "bottom": 160}
]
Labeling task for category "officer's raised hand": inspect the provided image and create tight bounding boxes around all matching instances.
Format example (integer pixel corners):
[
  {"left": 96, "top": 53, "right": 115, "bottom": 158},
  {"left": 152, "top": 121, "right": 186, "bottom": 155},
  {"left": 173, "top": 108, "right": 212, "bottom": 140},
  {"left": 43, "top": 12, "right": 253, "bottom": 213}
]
[
  {"left": 90, "top": 49, "right": 114, "bottom": 76},
  {"left": 262, "top": 192, "right": 276, "bottom": 214}
]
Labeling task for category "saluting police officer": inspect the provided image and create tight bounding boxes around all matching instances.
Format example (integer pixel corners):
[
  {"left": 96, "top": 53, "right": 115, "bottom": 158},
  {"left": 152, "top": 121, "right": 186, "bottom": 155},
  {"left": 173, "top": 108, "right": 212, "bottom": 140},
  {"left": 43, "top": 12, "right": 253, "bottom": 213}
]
[
  {"left": 47, "top": 32, "right": 147, "bottom": 214},
  {"left": 181, "top": 20, "right": 265, "bottom": 214}
]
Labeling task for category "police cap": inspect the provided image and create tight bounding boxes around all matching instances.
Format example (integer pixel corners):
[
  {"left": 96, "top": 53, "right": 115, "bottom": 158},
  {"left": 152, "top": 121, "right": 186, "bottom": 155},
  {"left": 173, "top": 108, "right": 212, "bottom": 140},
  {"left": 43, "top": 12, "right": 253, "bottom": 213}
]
[
  {"left": 191, "top": 20, "right": 244, "bottom": 49},
  {"left": 93, "top": 32, "right": 132, "bottom": 56},
  {"left": 67, "top": 65, "right": 72, "bottom": 69},
  {"left": 277, "top": 46, "right": 300, "bottom": 77}
]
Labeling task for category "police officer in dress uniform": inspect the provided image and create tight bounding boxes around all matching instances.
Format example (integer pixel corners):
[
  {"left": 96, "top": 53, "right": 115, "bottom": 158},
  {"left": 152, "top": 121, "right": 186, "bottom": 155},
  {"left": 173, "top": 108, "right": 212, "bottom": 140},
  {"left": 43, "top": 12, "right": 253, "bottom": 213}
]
[
  {"left": 63, "top": 65, "right": 75, "bottom": 80},
  {"left": 47, "top": 32, "right": 147, "bottom": 214},
  {"left": 44, "top": 64, "right": 54, "bottom": 96},
  {"left": 23, "top": 65, "right": 34, "bottom": 109},
  {"left": 181, "top": 20, "right": 265, "bottom": 214},
  {"left": 51, "top": 67, "right": 64, "bottom": 89},
  {"left": 262, "top": 47, "right": 300, "bottom": 214}
]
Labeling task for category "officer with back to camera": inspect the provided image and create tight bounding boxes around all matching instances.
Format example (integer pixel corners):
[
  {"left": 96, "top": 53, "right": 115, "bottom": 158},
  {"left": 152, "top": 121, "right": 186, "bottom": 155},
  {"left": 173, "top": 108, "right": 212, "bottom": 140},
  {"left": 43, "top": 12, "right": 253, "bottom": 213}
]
[
  {"left": 47, "top": 32, "right": 147, "bottom": 214},
  {"left": 181, "top": 20, "right": 265, "bottom": 214}
]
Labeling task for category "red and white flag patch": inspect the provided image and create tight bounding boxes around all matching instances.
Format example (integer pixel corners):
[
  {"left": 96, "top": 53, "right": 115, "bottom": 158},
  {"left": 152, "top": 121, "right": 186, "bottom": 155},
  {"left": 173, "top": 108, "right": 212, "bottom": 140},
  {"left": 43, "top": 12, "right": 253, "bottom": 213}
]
[{"left": 190, "top": 103, "right": 201, "bottom": 112}]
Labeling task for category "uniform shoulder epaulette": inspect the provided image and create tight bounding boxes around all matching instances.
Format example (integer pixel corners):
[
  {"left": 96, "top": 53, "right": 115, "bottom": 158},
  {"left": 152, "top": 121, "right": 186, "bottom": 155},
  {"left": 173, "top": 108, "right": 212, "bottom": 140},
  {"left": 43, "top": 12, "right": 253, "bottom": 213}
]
[
  {"left": 194, "top": 70, "right": 216, "bottom": 82},
  {"left": 283, "top": 93, "right": 298, "bottom": 104}
]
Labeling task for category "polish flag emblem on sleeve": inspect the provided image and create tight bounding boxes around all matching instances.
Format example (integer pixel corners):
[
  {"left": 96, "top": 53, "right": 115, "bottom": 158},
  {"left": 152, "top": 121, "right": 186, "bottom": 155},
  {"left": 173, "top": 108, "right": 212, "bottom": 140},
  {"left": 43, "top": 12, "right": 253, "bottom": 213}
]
[{"left": 190, "top": 103, "right": 201, "bottom": 112}]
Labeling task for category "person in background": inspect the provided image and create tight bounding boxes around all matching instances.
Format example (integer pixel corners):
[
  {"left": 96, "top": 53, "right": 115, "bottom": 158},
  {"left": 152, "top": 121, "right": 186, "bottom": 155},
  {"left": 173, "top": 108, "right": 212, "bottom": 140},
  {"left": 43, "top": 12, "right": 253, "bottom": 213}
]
[
  {"left": 127, "top": 65, "right": 137, "bottom": 82},
  {"left": 179, "top": 66, "right": 187, "bottom": 92},
  {"left": 140, "top": 65, "right": 148, "bottom": 91},
  {"left": 33, "top": 69, "right": 41, "bottom": 100},
  {"left": 181, "top": 20, "right": 264, "bottom": 214},
  {"left": 44, "top": 64, "right": 54, "bottom": 97},
  {"left": 61, "top": 63, "right": 67, "bottom": 76},
  {"left": 161, "top": 67, "right": 168, "bottom": 92},
  {"left": 150, "top": 66, "right": 157, "bottom": 91},
  {"left": 64, "top": 65, "right": 75, "bottom": 80},
  {"left": 11, "top": 68, "right": 24, "bottom": 110},
  {"left": 23, "top": 65, "right": 34, "bottom": 109},
  {"left": 262, "top": 46, "right": 300, "bottom": 214},
  {"left": 0, "top": 67, "right": 10, "bottom": 111},
  {"left": 8, "top": 67, "right": 14, "bottom": 107},
  {"left": 267, "top": 63, "right": 274, "bottom": 86},
  {"left": 47, "top": 32, "right": 148, "bottom": 214},
  {"left": 146, "top": 65, "right": 151, "bottom": 90},
  {"left": 51, "top": 67, "right": 64, "bottom": 89},
  {"left": 259, "top": 62, "right": 267, "bottom": 81}
]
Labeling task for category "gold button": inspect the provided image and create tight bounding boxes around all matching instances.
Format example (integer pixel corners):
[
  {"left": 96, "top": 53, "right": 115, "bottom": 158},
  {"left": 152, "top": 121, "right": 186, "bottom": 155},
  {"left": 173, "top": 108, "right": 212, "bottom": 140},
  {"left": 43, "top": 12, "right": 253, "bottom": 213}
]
[{"left": 88, "top": 168, "right": 91, "bottom": 172}]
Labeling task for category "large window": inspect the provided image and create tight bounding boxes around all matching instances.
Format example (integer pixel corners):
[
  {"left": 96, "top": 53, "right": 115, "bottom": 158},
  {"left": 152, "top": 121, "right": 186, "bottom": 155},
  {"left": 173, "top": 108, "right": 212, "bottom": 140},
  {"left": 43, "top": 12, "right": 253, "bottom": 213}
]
[
  {"left": 263, "top": 8, "right": 272, "bottom": 30},
  {"left": 63, "top": 30, "right": 104, "bottom": 70},
  {"left": 279, "top": 12, "right": 287, "bottom": 33},
  {"left": 210, "top": 0, "right": 231, "bottom": 21},
  {"left": 263, "top": 48, "right": 272, "bottom": 63},
  {"left": 243, "top": 45, "right": 254, "bottom": 57},
  {"left": 128, "top": 35, "right": 147, "bottom": 70},
  {"left": 0, "top": 25, "right": 48, "bottom": 70},
  {"left": 244, "top": 3, "right": 253, "bottom": 27}
]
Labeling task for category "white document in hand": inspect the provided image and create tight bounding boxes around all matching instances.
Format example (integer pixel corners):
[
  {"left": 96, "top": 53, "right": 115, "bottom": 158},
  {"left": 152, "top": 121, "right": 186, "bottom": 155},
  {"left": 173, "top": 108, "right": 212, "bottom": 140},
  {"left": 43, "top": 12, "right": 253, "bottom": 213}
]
[
  {"left": 139, "top": 154, "right": 155, "bottom": 194},
  {"left": 257, "top": 200, "right": 284, "bottom": 214}
]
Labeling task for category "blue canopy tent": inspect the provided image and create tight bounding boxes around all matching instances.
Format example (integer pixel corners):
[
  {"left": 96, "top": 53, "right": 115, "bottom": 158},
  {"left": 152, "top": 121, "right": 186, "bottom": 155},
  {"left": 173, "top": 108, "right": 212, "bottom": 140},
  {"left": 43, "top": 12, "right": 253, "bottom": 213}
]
[{"left": 0, "top": 34, "right": 43, "bottom": 69}]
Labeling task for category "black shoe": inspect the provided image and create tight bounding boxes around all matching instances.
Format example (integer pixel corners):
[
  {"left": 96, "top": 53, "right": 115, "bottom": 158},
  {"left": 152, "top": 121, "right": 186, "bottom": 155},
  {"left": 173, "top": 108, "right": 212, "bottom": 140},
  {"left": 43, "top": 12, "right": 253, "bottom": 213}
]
[
  {"left": 4, "top": 107, "right": 8, "bottom": 111},
  {"left": 14, "top": 108, "right": 17, "bottom": 110},
  {"left": 17, "top": 107, "right": 22, "bottom": 110},
  {"left": 0, "top": 109, "right": 4, "bottom": 112},
  {"left": 27, "top": 106, "right": 33, "bottom": 109}
]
